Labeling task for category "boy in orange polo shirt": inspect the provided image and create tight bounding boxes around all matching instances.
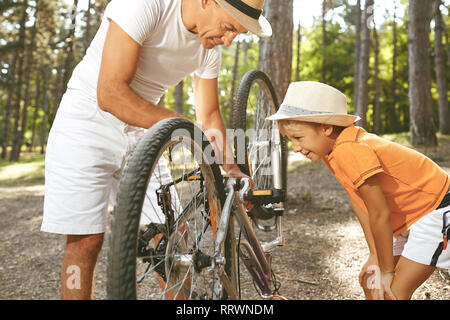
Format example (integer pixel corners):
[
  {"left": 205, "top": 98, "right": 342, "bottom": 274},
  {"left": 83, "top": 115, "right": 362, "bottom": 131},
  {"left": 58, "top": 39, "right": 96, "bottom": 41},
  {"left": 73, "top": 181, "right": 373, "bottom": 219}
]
[{"left": 266, "top": 81, "right": 450, "bottom": 300}]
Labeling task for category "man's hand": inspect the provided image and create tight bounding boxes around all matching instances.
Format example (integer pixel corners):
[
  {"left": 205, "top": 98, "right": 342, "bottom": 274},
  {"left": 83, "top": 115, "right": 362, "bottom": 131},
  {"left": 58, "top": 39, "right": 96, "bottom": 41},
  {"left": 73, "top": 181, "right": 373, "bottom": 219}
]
[
  {"left": 223, "top": 163, "right": 255, "bottom": 188},
  {"left": 223, "top": 163, "right": 255, "bottom": 211}
]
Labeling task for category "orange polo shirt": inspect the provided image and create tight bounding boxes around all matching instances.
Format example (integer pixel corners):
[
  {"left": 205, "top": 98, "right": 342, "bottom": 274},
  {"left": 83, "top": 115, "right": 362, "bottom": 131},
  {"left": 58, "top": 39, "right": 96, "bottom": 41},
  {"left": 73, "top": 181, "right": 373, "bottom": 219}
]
[{"left": 322, "top": 125, "right": 450, "bottom": 236}]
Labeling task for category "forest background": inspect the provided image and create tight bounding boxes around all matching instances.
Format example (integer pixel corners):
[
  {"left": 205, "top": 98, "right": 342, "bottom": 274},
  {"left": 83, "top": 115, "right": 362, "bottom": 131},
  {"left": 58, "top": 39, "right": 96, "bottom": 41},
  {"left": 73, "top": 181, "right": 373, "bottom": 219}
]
[{"left": 0, "top": 0, "right": 449, "bottom": 161}]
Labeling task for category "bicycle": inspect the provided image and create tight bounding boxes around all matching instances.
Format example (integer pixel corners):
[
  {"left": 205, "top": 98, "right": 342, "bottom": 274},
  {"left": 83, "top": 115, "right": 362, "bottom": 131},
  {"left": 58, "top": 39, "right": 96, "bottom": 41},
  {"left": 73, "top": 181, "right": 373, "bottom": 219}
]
[{"left": 106, "top": 70, "right": 287, "bottom": 300}]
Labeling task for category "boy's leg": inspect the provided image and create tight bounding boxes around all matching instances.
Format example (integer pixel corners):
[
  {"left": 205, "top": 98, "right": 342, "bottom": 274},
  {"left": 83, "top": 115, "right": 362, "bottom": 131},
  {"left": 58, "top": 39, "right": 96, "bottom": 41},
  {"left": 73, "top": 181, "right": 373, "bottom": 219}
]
[
  {"left": 61, "top": 233, "right": 104, "bottom": 300},
  {"left": 390, "top": 256, "right": 435, "bottom": 300}
]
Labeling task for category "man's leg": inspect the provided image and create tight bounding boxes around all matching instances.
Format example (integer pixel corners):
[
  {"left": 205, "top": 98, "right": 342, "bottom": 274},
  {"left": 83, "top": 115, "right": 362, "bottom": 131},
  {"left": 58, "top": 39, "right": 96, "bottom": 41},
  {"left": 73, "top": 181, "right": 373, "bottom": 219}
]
[{"left": 61, "top": 233, "right": 104, "bottom": 300}]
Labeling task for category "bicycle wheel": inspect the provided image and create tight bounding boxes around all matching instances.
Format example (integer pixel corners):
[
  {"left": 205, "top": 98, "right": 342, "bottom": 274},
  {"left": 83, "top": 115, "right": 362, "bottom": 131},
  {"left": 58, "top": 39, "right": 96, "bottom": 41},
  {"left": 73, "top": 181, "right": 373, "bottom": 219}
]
[
  {"left": 232, "top": 69, "right": 287, "bottom": 220},
  {"left": 107, "top": 118, "right": 235, "bottom": 300}
]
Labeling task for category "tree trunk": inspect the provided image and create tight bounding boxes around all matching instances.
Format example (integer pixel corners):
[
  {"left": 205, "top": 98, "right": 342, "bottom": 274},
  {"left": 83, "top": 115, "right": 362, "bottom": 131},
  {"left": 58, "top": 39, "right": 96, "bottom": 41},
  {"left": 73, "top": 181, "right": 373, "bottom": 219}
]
[
  {"left": 355, "top": 0, "right": 373, "bottom": 129},
  {"left": 29, "top": 73, "right": 42, "bottom": 152},
  {"left": 321, "top": 0, "right": 327, "bottom": 83},
  {"left": 40, "top": 69, "right": 50, "bottom": 155},
  {"left": 373, "top": 26, "right": 381, "bottom": 134},
  {"left": 353, "top": 0, "right": 361, "bottom": 110},
  {"left": 174, "top": 80, "right": 184, "bottom": 115},
  {"left": 9, "top": 0, "right": 28, "bottom": 161},
  {"left": 389, "top": 0, "right": 399, "bottom": 133},
  {"left": 296, "top": 21, "right": 301, "bottom": 81},
  {"left": 258, "top": 0, "right": 293, "bottom": 105},
  {"left": 434, "top": 0, "right": 450, "bottom": 134},
  {"left": 84, "top": 0, "right": 92, "bottom": 54},
  {"left": 1, "top": 53, "right": 18, "bottom": 159},
  {"left": 53, "top": 0, "right": 78, "bottom": 121},
  {"left": 11, "top": 3, "right": 39, "bottom": 161},
  {"left": 408, "top": 0, "right": 437, "bottom": 146}
]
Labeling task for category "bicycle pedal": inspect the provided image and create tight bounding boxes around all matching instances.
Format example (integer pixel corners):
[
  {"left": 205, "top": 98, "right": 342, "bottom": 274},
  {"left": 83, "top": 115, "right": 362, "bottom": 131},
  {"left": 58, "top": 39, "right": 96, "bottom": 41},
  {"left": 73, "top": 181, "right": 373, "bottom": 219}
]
[{"left": 244, "top": 188, "right": 285, "bottom": 205}]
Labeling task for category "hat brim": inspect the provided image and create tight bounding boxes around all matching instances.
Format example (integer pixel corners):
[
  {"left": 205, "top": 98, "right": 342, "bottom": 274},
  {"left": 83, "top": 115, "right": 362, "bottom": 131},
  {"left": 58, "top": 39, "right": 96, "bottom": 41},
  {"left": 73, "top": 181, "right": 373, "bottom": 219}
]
[
  {"left": 266, "top": 113, "right": 360, "bottom": 127},
  {"left": 216, "top": 0, "right": 272, "bottom": 38}
]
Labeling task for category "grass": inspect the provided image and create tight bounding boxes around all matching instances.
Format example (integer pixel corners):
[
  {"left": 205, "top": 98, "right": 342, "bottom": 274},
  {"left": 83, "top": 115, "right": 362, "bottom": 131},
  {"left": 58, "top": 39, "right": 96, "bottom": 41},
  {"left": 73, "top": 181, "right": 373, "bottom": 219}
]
[{"left": 0, "top": 151, "right": 45, "bottom": 187}]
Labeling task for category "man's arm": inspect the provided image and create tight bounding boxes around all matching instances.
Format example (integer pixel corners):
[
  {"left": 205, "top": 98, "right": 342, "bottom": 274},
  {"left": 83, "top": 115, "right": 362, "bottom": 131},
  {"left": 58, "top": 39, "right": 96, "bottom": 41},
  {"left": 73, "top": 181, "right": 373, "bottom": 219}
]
[
  {"left": 193, "top": 75, "right": 241, "bottom": 175},
  {"left": 97, "top": 20, "right": 188, "bottom": 128}
]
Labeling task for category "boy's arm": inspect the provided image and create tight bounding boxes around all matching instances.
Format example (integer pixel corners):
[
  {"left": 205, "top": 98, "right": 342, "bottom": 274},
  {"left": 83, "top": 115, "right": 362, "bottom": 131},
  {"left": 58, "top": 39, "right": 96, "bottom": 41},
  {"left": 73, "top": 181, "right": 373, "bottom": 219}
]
[
  {"left": 350, "top": 198, "right": 377, "bottom": 255},
  {"left": 358, "top": 174, "right": 395, "bottom": 274}
]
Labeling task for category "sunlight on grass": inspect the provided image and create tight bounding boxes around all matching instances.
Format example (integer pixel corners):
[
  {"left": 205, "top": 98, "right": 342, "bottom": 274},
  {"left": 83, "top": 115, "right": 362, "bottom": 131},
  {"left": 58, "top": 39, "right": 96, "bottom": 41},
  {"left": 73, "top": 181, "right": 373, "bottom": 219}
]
[{"left": 0, "top": 152, "right": 45, "bottom": 187}]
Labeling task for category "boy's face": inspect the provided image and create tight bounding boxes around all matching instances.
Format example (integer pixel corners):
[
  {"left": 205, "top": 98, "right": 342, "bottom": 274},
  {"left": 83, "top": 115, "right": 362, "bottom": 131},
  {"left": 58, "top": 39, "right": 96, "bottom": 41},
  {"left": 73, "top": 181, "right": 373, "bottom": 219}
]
[{"left": 282, "top": 122, "right": 335, "bottom": 162}]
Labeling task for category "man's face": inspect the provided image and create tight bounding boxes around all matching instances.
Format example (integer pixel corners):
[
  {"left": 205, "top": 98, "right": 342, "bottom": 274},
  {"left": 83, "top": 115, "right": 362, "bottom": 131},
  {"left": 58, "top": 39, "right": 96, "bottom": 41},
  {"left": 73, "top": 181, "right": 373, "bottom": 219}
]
[{"left": 198, "top": 2, "right": 248, "bottom": 49}]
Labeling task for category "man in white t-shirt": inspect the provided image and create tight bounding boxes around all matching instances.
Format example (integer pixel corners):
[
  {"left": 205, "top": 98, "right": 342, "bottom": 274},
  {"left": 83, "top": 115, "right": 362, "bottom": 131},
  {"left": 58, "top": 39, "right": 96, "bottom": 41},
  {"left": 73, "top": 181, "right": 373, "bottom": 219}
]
[{"left": 41, "top": 0, "right": 272, "bottom": 299}]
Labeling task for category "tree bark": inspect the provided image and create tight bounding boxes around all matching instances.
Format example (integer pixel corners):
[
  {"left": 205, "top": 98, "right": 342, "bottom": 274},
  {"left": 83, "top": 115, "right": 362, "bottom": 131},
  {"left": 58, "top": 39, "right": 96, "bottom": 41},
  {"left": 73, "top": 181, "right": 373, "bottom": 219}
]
[
  {"left": 434, "top": 0, "right": 450, "bottom": 134},
  {"left": 321, "top": 0, "right": 327, "bottom": 83},
  {"left": 40, "top": 68, "right": 50, "bottom": 155},
  {"left": 355, "top": 0, "right": 373, "bottom": 129},
  {"left": 84, "top": 0, "right": 92, "bottom": 54},
  {"left": 373, "top": 26, "right": 380, "bottom": 134},
  {"left": 1, "top": 53, "right": 18, "bottom": 159},
  {"left": 11, "top": 2, "right": 39, "bottom": 161},
  {"left": 258, "top": 0, "right": 293, "bottom": 105},
  {"left": 389, "top": 0, "right": 399, "bottom": 133},
  {"left": 408, "top": 0, "right": 437, "bottom": 146},
  {"left": 296, "top": 21, "right": 301, "bottom": 81},
  {"left": 9, "top": 0, "right": 28, "bottom": 161},
  {"left": 29, "top": 73, "right": 42, "bottom": 152},
  {"left": 53, "top": 0, "right": 78, "bottom": 121},
  {"left": 353, "top": 0, "right": 361, "bottom": 110}
]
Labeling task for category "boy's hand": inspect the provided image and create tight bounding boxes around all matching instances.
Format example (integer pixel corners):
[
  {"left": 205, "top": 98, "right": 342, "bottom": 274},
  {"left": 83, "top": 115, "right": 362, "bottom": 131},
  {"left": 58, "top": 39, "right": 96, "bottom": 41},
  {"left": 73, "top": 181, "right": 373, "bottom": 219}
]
[
  {"left": 377, "top": 272, "right": 397, "bottom": 300},
  {"left": 359, "top": 253, "right": 378, "bottom": 287}
]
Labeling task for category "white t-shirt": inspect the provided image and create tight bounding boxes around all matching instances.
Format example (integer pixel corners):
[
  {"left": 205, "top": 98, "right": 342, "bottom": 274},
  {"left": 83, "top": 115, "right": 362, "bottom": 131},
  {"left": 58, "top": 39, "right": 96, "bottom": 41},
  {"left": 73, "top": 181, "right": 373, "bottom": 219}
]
[{"left": 67, "top": 0, "right": 221, "bottom": 104}]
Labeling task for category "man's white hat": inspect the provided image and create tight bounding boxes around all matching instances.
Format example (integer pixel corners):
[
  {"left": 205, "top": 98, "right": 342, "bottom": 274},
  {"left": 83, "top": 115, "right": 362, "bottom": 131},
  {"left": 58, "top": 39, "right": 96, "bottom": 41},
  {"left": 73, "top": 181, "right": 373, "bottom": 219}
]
[
  {"left": 216, "top": 0, "right": 272, "bottom": 38},
  {"left": 266, "top": 81, "right": 360, "bottom": 127}
]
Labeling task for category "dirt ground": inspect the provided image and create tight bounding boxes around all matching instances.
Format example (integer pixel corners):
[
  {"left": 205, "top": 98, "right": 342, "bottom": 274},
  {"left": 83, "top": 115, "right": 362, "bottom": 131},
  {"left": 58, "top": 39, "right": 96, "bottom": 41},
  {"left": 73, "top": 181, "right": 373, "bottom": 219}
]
[{"left": 1, "top": 138, "right": 450, "bottom": 300}]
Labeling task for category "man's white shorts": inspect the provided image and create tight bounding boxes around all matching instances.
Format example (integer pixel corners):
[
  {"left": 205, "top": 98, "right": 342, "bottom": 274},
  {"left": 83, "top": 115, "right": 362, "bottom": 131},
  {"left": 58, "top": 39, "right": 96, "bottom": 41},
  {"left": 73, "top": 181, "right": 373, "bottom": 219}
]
[
  {"left": 393, "top": 194, "right": 450, "bottom": 269},
  {"left": 41, "top": 89, "right": 170, "bottom": 235}
]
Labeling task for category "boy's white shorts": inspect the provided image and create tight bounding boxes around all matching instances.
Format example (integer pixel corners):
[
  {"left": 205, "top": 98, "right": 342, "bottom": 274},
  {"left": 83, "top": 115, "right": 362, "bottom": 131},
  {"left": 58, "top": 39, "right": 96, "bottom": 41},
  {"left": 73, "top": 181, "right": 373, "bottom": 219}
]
[
  {"left": 41, "top": 89, "right": 173, "bottom": 235},
  {"left": 394, "top": 195, "right": 450, "bottom": 269}
]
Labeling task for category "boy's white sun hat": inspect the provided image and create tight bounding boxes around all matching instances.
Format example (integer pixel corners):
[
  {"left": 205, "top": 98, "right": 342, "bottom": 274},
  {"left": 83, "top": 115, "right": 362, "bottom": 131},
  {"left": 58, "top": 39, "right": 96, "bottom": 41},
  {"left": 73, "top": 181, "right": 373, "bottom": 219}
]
[
  {"left": 266, "top": 81, "right": 360, "bottom": 127},
  {"left": 216, "top": 0, "right": 272, "bottom": 38}
]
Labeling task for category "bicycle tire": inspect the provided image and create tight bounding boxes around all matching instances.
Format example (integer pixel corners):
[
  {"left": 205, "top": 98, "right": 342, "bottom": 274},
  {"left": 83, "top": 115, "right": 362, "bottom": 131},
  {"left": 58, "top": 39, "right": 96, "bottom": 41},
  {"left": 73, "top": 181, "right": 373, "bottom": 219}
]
[
  {"left": 106, "top": 118, "right": 235, "bottom": 300},
  {"left": 232, "top": 69, "right": 288, "bottom": 220}
]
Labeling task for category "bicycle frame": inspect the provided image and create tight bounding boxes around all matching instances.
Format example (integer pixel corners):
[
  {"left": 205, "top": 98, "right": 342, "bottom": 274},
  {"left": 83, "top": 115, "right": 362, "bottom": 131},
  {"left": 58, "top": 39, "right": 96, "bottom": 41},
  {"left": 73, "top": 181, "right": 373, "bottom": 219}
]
[{"left": 214, "top": 177, "right": 284, "bottom": 300}]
